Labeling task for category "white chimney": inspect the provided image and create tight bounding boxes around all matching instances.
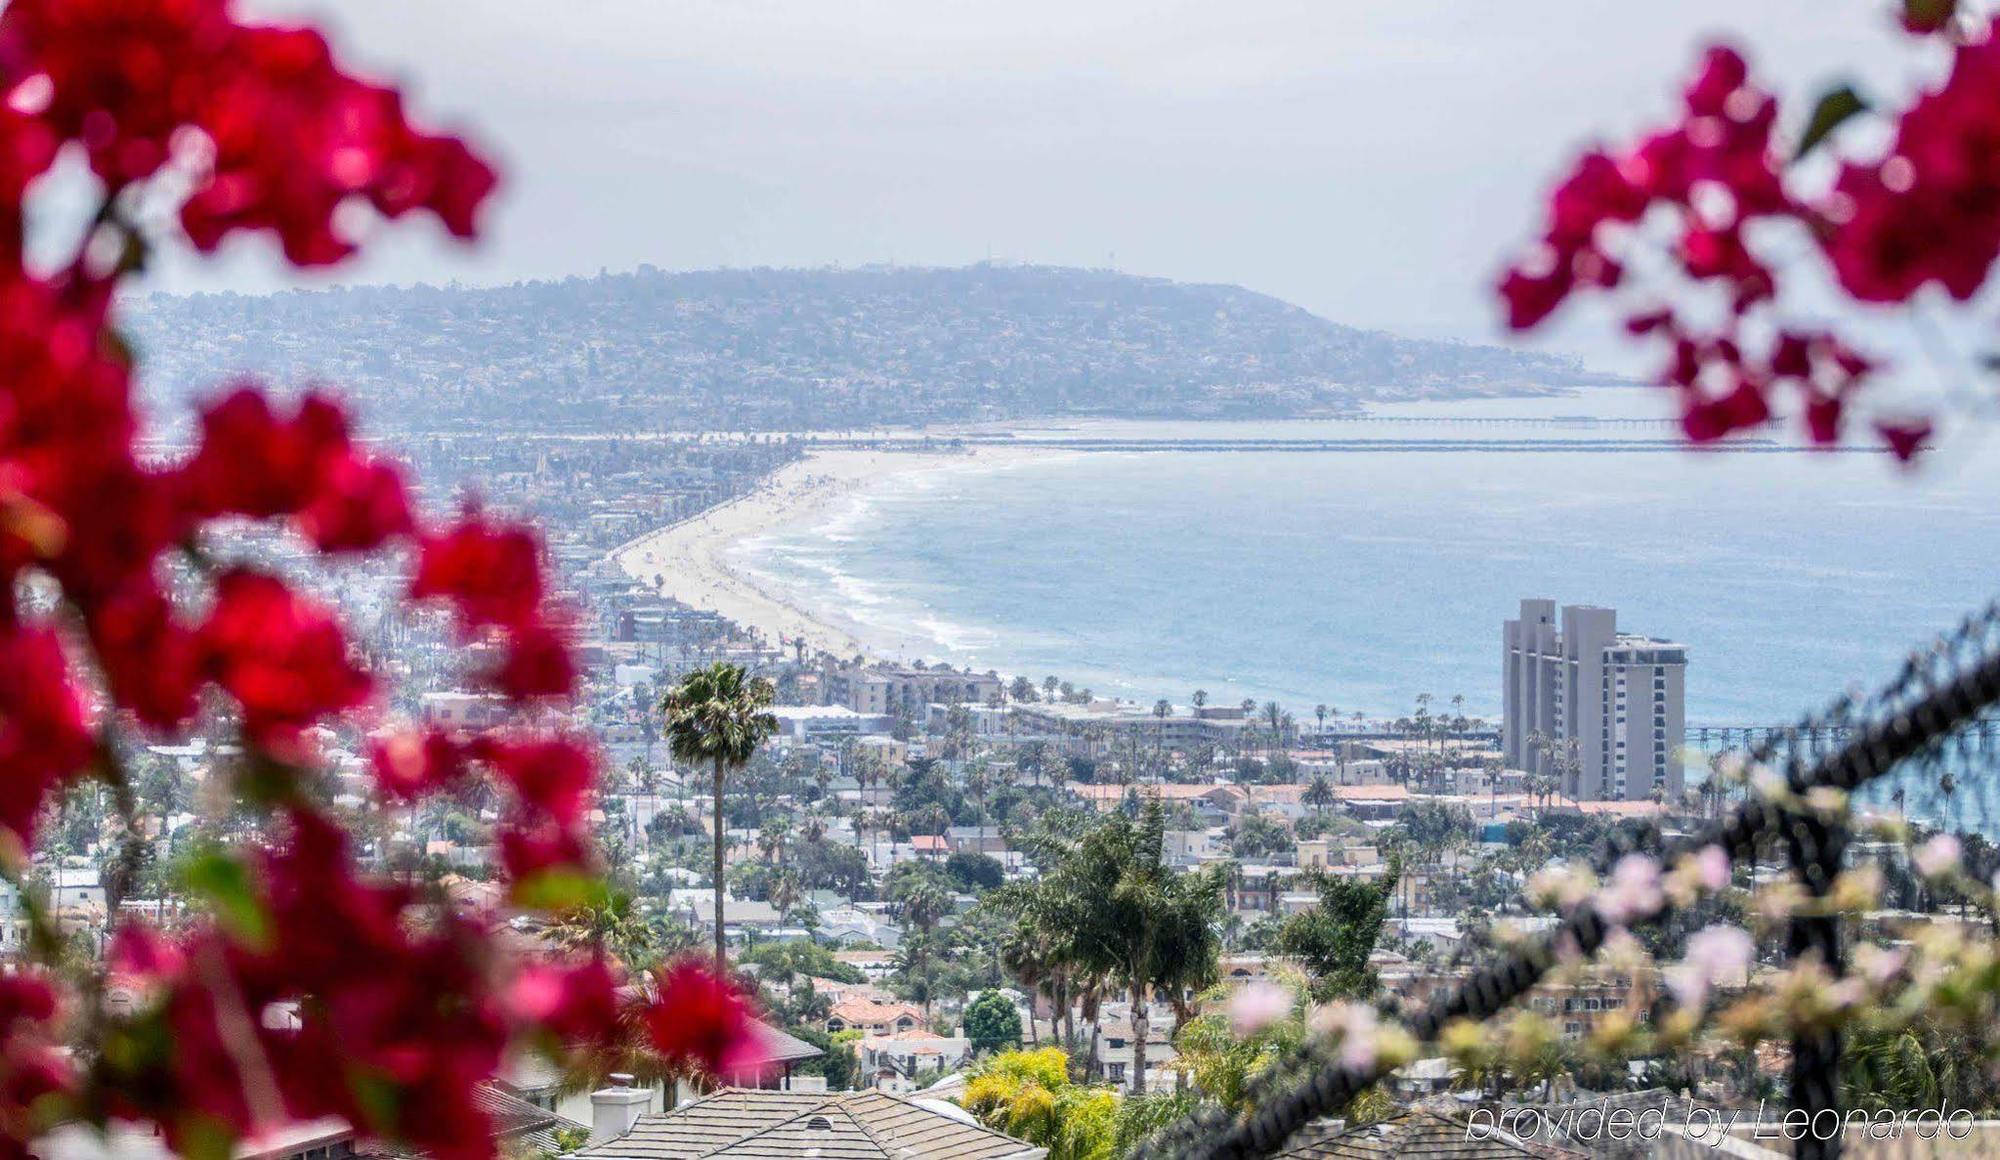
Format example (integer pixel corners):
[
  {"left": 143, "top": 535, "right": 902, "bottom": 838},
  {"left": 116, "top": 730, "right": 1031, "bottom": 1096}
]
[{"left": 590, "top": 1073, "right": 650, "bottom": 1143}]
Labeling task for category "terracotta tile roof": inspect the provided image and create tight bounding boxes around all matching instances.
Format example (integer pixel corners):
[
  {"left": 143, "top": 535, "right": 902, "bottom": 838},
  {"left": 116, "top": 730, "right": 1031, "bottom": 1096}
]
[
  {"left": 1329, "top": 784, "right": 1411, "bottom": 800},
  {"left": 829, "top": 998, "right": 925, "bottom": 1026},
  {"left": 575, "top": 1087, "right": 1044, "bottom": 1159}
]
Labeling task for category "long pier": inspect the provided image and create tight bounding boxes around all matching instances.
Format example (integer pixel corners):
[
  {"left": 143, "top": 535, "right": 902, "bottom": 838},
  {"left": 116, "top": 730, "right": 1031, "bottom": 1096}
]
[
  {"left": 805, "top": 435, "right": 1881, "bottom": 455},
  {"left": 1689, "top": 719, "right": 2000, "bottom": 751}
]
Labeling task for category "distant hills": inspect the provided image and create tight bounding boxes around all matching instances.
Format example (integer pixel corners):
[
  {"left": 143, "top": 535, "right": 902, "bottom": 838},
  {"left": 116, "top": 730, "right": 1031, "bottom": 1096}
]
[{"left": 124, "top": 264, "right": 1610, "bottom": 433}]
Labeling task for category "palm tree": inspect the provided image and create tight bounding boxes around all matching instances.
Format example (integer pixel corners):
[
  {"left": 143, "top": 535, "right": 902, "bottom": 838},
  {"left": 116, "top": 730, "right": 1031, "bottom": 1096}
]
[
  {"left": 758, "top": 816, "right": 791, "bottom": 868},
  {"left": 1029, "top": 804, "right": 1225, "bottom": 1095},
  {"left": 1304, "top": 773, "right": 1333, "bottom": 822},
  {"left": 1191, "top": 689, "right": 1208, "bottom": 712},
  {"left": 1314, "top": 704, "right": 1328, "bottom": 745},
  {"left": 769, "top": 868, "right": 804, "bottom": 927},
  {"left": 1152, "top": 699, "right": 1173, "bottom": 764},
  {"left": 662, "top": 661, "right": 778, "bottom": 971},
  {"left": 545, "top": 892, "right": 661, "bottom": 970},
  {"left": 1103, "top": 806, "right": 1223, "bottom": 1095}
]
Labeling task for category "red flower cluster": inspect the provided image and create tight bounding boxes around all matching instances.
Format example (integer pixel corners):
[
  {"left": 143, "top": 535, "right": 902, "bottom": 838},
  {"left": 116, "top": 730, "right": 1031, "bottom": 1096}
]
[
  {"left": 1498, "top": 28, "right": 1998, "bottom": 462},
  {"left": 0, "top": 0, "right": 494, "bottom": 263},
  {"left": 0, "top": 973, "right": 70, "bottom": 1153},
  {"left": 368, "top": 726, "right": 470, "bottom": 802},
  {"left": 413, "top": 513, "right": 580, "bottom": 701},
  {"left": 180, "top": 388, "right": 414, "bottom": 552},
  {"left": 1825, "top": 28, "right": 2000, "bottom": 304},
  {"left": 110, "top": 814, "right": 509, "bottom": 1158},
  {"left": 0, "top": 0, "right": 753, "bottom": 1154},
  {"left": 507, "top": 958, "right": 623, "bottom": 1049},
  {"left": 644, "top": 960, "right": 763, "bottom": 1079},
  {"left": 200, "top": 570, "right": 372, "bottom": 754},
  {"left": 1500, "top": 47, "right": 1791, "bottom": 333},
  {"left": 1500, "top": 47, "right": 1843, "bottom": 448},
  {"left": 0, "top": 627, "right": 91, "bottom": 845}
]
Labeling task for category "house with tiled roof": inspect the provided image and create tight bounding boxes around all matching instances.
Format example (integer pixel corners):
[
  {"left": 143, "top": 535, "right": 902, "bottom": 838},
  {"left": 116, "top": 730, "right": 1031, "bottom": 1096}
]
[
  {"left": 33, "top": 1083, "right": 588, "bottom": 1159},
  {"left": 856, "top": 1029, "right": 972, "bottom": 1091},
  {"left": 576, "top": 1086, "right": 1044, "bottom": 1159},
  {"left": 503, "top": 1019, "right": 824, "bottom": 1129},
  {"left": 827, "top": 997, "right": 926, "bottom": 1036},
  {"left": 831, "top": 949, "right": 897, "bottom": 980}
]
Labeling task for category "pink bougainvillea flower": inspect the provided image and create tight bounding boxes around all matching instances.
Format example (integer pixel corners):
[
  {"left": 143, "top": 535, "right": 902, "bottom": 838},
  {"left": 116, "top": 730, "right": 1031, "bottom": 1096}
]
[{"left": 643, "top": 961, "right": 760, "bottom": 1078}]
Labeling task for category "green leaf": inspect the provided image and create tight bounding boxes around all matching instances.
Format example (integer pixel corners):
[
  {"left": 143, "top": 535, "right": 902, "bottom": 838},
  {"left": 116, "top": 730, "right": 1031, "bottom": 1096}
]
[
  {"left": 181, "top": 851, "right": 270, "bottom": 950},
  {"left": 1796, "top": 83, "right": 1868, "bottom": 160},
  {"left": 347, "top": 1068, "right": 402, "bottom": 1134},
  {"left": 512, "top": 868, "right": 607, "bottom": 912},
  {"left": 1903, "top": 0, "right": 1957, "bottom": 33},
  {"left": 176, "top": 1115, "right": 237, "bottom": 1160}
]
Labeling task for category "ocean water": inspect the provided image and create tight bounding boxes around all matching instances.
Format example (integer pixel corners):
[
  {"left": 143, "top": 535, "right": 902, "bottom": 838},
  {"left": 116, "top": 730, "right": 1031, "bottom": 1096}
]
[{"left": 735, "top": 390, "right": 2000, "bottom": 728}]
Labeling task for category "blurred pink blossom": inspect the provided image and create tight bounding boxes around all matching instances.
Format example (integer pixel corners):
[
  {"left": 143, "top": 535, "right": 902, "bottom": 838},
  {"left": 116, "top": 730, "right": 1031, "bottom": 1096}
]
[
  {"left": 1595, "top": 853, "right": 1664, "bottom": 925},
  {"left": 1229, "top": 981, "right": 1292, "bottom": 1038},
  {"left": 1666, "top": 923, "right": 1755, "bottom": 1009},
  {"left": 1914, "top": 834, "right": 1961, "bottom": 879}
]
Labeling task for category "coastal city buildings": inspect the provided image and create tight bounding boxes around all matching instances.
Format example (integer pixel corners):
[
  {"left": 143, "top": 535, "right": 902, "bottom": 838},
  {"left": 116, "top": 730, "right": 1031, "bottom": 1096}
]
[
  {"left": 1501, "top": 598, "right": 1687, "bottom": 801},
  {"left": 822, "top": 662, "right": 1004, "bottom": 715}
]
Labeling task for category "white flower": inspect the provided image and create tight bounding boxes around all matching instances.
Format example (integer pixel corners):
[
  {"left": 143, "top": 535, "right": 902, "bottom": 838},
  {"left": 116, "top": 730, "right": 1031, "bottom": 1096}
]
[
  {"left": 1594, "top": 854, "right": 1664, "bottom": 926},
  {"left": 1692, "top": 845, "right": 1731, "bottom": 891},
  {"left": 1526, "top": 864, "right": 1595, "bottom": 911},
  {"left": 1750, "top": 765, "right": 1789, "bottom": 802},
  {"left": 1665, "top": 923, "right": 1754, "bottom": 1010},
  {"left": 1310, "top": 1002, "right": 1380, "bottom": 1073},
  {"left": 1229, "top": 981, "right": 1291, "bottom": 1038},
  {"left": 1914, "top": 833, "right": 1961, "bottom": 879},
  {"left": 1852, "top": 943, "right": 1906, "bottom": 988}
]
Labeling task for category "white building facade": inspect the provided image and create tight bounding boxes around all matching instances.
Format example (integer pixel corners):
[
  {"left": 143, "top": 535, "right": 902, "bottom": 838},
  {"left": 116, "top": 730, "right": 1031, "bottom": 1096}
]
[{"left": 1502, "top": 599, "right": 1687, "bottom": 801}]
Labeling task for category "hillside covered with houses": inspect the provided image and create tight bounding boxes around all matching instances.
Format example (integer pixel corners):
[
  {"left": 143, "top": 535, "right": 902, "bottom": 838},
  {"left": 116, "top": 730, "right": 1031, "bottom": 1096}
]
[{"left": 123, "top": 264, "right": 1608, "bottom": 434}]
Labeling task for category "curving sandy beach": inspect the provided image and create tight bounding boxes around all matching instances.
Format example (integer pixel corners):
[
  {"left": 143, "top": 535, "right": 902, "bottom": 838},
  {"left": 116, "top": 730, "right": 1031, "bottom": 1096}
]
[{"left": 610, "top": 447, "right": 1049, "bottom": 663}]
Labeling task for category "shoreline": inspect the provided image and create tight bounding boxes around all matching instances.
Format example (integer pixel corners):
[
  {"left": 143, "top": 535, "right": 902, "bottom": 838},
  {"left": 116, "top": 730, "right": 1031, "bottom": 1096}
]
[{"left": 610, "top": 446, "right": 1055, "bottom": 666}]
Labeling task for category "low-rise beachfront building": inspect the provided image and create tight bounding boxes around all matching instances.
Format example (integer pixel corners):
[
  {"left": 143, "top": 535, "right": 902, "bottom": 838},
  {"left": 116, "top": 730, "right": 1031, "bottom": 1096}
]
[
  {"left": 1297, "top": 756, "right": 1395, "bottom": 786},
  {"left": 822, "top": 662, "right": 1003, "bottom": 715},
  {"left": 767, "top": 704, "right": 893, "bottom": 741},
  {"left": 1007, "top": 700, "right": 1246, "bottom": 754},
  {"left": 1071, "top": 782, "right": 1247, "bottom": 817}
]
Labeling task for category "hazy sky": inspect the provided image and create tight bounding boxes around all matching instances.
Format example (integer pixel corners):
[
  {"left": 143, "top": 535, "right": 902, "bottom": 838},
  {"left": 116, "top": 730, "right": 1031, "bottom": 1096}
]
[{"left": 158, "top": 1, "right": 1918, "bottom": 364}]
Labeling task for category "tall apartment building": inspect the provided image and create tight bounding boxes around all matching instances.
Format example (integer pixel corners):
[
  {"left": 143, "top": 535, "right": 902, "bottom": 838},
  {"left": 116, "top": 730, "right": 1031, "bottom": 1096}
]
[{"left": 1502, "top": 599, "right": 1687, "bottom": 801}]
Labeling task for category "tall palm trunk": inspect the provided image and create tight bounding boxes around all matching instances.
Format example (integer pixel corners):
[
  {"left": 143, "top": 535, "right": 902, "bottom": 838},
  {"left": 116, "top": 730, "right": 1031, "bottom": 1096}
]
[
  {"left": 1129, "top": 982, "right": 1149, "bottom": 1096},
  {"left": 713, "top": 755, "right": 727, "bottom": 971}
]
